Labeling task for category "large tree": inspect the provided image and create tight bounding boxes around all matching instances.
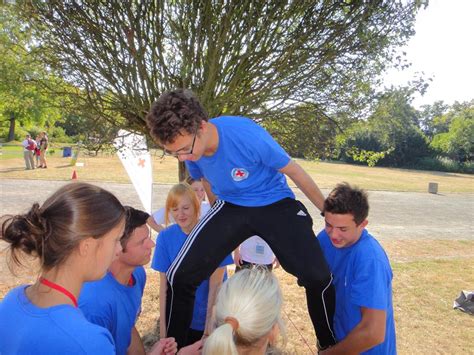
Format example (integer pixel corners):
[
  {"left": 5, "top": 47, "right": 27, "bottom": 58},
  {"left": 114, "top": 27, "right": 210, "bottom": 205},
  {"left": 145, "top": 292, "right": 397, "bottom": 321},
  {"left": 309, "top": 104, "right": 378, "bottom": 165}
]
[
  {"left": 430, "top": 101, "right": 474, "bottom": 163},
  {"left": 16, "top": 1, "right": 423, "bottom": 177},
  {"left": 19, "top": 0, "right": 423, "bottom": 124},
  {"left": 0, "top": 5, "right": 75, "bottom": 141},
  {"left": 338, "top": 86, "right": 431, "bottom": 167}
]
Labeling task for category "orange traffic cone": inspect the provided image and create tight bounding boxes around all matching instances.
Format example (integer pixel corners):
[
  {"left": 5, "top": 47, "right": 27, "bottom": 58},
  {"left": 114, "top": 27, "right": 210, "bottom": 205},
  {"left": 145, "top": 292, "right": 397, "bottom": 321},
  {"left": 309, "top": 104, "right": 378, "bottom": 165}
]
[{"left": 71, "top": 170, "right": 78, "bottom": 180}]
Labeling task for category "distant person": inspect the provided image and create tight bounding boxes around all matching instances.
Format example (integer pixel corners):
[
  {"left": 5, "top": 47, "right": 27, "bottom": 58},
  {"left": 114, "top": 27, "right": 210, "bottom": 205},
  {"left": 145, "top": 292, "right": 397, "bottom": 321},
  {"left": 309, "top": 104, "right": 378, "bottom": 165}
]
[
  {"left": 317, "top": 183, "right": 396, "bottom": 354},
  {"left": 0, "top": 182, "right": 126, "bottom": 353},
  {"left": 21, "top": 134, "right": 36, "bottom": 170},
  {"left": 233, "top": 236, "right": 279, "bottom": 271},
  {"left": 79, "top": 206, "right": 177, "bottom": 355},
  {"left": 34, "top": 134, "right": 42, "bottom": 167},
  {"left": 203, "top": 267, "right": 286, "bottom": 355},
  {"left": 147, "top": 177, "right": 211, "bottom": 233},
  {"left": 146, "top": 89, "right": 335, "bottom": 349},
  {"left": 39, "top": 131, "right": 48, "bottom": 168},
  {"left": 152, "top": 183, "right": 233, "bottom": 346}
]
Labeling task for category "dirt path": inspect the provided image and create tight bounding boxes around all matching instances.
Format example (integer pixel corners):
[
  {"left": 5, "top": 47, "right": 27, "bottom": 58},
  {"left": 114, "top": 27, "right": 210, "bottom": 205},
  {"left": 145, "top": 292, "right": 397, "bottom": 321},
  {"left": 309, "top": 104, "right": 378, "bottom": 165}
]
[{"left": 1, "top": 178, "right": 473, "bottom": 240}]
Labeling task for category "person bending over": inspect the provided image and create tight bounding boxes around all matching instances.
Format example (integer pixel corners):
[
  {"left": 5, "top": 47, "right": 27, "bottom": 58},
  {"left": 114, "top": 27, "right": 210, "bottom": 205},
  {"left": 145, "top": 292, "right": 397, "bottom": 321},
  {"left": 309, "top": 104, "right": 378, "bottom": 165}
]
[
  {"left": 318, "top": 183, "right": 396, "bottom": 354},
  {"left": 146, "top": 89, "right": 336, "bottom": 349}
]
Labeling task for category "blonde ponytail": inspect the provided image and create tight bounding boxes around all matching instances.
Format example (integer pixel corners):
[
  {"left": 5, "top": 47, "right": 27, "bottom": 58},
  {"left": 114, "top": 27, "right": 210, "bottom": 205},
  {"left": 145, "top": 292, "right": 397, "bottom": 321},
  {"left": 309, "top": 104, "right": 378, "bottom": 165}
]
[{"left": 203, "top": 267, "right": 286, "bottom": 354}]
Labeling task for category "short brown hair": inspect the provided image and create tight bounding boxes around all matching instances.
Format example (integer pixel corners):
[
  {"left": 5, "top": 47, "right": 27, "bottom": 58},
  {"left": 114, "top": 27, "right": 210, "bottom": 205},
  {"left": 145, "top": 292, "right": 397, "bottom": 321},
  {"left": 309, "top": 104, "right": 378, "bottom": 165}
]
[
  {"left": 146, "top": 89, "right": 208, "bottom": 144},
  {"left": 121, "top": 206, "right": 150, "bottom": 250},
  {"left": 1, "top": 182, "right": 125, "bottom": 272},
  {"left": 323, "top": 182, "right": 369, "bottom": 225}
]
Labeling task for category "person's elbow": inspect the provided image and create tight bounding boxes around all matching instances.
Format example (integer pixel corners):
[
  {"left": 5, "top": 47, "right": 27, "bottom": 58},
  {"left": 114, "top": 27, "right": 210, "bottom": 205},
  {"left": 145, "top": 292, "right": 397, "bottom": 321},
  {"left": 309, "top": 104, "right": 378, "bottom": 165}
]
[
  {"left": 360, "top": 308, "right": 386, "bottom": 349},
  {"left": 367, "top": 323, "right": 386, "bottom": 347}
]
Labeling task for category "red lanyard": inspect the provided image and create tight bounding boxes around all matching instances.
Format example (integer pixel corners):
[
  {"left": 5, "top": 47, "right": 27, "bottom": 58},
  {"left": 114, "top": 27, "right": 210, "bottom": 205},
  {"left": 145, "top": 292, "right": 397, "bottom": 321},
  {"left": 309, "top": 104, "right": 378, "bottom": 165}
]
[{"left": 39, "top": 277, "right": 78, "bottom": 307}]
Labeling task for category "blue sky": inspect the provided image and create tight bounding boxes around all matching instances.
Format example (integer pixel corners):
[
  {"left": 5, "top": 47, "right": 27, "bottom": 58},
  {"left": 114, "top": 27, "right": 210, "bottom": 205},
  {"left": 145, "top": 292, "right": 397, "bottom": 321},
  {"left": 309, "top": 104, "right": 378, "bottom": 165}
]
[{"left": 383, "top": 0, "right": 474, "bottom": 108}]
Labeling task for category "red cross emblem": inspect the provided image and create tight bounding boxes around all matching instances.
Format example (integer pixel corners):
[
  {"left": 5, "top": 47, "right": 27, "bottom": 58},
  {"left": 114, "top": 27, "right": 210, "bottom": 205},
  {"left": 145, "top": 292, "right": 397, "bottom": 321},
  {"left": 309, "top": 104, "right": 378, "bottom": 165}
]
[{"left": 231, "top": 168, "right": 249, "bottom": 181}]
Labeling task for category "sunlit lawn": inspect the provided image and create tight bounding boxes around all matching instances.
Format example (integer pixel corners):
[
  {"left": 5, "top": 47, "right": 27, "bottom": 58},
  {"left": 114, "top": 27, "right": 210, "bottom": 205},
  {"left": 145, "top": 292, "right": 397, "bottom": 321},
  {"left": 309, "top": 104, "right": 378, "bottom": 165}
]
[
  {"left": 1, "top": 144, "right": 473, "bottom": 193},
  {"left": 1, "top": 240, "right": 472, "bottom": 354},
  {"left": 1, "top": 143, "right": 473, "bottom": 354}
]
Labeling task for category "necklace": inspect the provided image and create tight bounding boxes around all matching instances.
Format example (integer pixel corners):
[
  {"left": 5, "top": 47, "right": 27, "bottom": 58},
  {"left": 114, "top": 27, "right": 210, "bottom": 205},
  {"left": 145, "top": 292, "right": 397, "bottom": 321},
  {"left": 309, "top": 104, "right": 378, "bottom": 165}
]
[{"left": 39, "top": 277, "right": 78, "bottom": 307}]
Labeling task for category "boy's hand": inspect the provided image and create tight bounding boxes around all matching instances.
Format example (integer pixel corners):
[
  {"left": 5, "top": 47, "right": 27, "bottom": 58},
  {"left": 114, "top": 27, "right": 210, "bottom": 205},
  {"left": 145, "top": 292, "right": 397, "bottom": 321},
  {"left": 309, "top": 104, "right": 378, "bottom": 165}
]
[
  {"left": 177, "top": 340, "right": 203, "bottom": 355},
  {"left": 148, "top": 337, "right": 178, "bottom": 355}
]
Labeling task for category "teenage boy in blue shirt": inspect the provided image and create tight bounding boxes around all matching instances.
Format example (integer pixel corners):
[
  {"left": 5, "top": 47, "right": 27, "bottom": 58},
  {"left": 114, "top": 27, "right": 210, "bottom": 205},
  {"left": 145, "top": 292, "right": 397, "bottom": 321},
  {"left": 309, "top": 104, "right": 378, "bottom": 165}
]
[
  {"left": 318, "top": 183, "right": 396, "bottom": 354},
  {"left": 146, "top": 89, "right": 336, "bottom": 349},
  {"left": 79, "top": 207, "right": 178, "bottom": 355}
]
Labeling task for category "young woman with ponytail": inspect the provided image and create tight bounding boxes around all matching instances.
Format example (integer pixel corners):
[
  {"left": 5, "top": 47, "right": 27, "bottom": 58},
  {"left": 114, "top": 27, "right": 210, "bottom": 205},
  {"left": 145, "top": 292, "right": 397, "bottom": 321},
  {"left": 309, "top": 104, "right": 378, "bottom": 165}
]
[
  {"left": 203, "top": 267, "right": 286, "bottom": 355},
  {"left": 0, "top": 182, "right": 126, "bottom": 354}
]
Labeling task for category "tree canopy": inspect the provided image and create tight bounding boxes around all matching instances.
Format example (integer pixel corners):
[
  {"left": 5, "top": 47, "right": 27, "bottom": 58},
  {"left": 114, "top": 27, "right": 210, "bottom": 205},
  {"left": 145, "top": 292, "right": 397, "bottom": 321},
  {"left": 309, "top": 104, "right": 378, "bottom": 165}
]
[
  {"left": 0, "top": 5, "right": 77, "bottom": 141},
  {"left": 18, "top": 0, "right": 424, "bottom": 135}
]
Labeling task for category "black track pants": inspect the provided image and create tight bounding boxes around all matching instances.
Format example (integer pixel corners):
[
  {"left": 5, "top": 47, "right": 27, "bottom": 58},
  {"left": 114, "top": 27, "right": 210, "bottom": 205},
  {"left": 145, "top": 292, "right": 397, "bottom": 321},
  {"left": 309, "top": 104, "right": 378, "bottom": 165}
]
[{"left": 165, "top": 198, "right": 336, "bottom": 348}]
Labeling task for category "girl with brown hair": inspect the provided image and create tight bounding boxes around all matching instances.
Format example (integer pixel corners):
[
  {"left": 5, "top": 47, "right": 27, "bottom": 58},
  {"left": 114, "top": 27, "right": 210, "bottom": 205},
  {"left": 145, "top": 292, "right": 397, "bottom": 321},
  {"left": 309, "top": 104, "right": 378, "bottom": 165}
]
[{"left": 0, "top": 182, "right": 126, "bottom": 353}]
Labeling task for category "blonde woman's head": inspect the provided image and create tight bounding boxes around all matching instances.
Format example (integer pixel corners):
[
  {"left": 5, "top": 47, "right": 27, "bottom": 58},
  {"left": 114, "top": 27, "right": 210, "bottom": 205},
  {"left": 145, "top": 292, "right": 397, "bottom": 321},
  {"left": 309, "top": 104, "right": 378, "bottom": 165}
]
[
  {"left": 203, "top": 267, "right": 286, "bottom": 355},
  {"left": 164, "top": 183, "right": 200, "bottom": 228}
]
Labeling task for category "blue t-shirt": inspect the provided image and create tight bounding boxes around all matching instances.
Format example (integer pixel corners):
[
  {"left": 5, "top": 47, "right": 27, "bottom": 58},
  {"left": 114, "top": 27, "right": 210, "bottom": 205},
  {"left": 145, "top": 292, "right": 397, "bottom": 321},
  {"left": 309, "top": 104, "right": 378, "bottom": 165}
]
[
  {"left": 79, "top": 266, "right": 146, "bottom": 355},
  {"left": 0, "top": 285, "right": 115, "bottom": 354},
  {"left": 318, "top": 229, "right": 396, "bottom": 355},
  {"left": 186, "top": 116, "right": 294, "bottom": 206},
  {"left": 152, "top": 224, "right": 234, "bottom": 331}
]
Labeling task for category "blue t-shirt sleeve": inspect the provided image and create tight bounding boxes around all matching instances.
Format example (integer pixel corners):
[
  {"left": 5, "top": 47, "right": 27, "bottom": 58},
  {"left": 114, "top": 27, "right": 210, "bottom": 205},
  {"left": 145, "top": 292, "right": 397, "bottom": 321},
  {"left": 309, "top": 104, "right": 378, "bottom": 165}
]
[
  {"left": 85, "top": 312, "right": 114, "bottom": 331},
  {"left": 250, "top": 123, "right": 290, "bottom": 170},
  {"left": 77, "top": 322, "right": 116, "bottom": 354},
  {"left": 219, "top": 254, "right": 234, "bottom": 267},
  {"left": 186, "top": 161, "right": 203, "bottom": 180},
  {"left": 151, "top": 231, "right": 171, "bottom": 272},
  {"left": 316, "top": 230, "right": 335, "bottom": 267},
  {"left": 83, "top": 334, "right": 116, "bottom": 354},
  {"left": 350, "top": 258, "right": 390, "bottom": 310}
]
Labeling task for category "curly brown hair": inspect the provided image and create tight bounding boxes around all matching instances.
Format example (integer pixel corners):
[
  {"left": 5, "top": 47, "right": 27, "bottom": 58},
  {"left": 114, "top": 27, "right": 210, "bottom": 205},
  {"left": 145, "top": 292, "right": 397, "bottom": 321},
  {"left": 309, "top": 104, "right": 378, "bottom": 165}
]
[
  {"left": 146, "top": 89, "right": 208, "bottom": 144},
  {"left": 323, "top": 182, "right": 369, "bottom": 225}
]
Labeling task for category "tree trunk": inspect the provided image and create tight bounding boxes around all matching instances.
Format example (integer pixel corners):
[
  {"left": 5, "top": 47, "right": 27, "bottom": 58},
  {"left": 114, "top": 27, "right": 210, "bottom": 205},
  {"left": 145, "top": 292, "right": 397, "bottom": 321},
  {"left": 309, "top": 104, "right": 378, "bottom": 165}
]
[
  {"left": 8, "top": 112, "right": 15, "bottom": 142},
  {"left": 178, "top": 161, "right": 188, "bottom": 182}
]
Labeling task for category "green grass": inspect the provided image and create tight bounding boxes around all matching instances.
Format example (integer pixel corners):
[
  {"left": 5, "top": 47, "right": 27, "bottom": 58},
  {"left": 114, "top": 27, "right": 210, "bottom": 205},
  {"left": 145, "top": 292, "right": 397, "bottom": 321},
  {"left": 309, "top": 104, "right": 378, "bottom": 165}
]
[
  {"left": 0, "top": 144, "right": 25, "bottom": 159},
  {"left": 0, "top": 143, "right": 69, "bottom": 160},
  {"left": 392, "top": 258, "right": 474, "bottom": 354},
  {"left": 1, "top": 148, "right": 473, "bottom": 192}
]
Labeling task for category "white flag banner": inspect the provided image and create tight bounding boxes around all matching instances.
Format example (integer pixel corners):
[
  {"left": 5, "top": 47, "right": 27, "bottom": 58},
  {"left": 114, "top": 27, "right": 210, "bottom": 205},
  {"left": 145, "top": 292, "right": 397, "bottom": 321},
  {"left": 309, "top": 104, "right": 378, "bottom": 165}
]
[{"left": 113, "top": 130, "right": 152, "bottom": 213}]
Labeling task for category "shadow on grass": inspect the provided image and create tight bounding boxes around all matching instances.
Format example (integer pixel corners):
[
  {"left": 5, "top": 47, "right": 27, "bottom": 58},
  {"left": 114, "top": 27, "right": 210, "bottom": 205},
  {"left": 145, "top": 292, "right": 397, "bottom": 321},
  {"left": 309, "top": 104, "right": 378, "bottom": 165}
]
[
  {"left": 0, "top": 167, "right": 30, "bottom": 173},
  {"left": 142, "top": 323, "right": 160, "bottom": 351},
  {"left": 55, "top": 164, "right": 74, "bottom": 169}
]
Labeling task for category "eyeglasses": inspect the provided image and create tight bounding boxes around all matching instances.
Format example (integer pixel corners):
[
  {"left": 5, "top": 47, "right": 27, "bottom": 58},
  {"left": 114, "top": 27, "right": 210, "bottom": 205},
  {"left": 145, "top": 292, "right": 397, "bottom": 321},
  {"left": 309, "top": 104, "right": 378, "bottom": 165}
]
[{"left": 161, "top": 130, "right": 197, "bottom": 158}]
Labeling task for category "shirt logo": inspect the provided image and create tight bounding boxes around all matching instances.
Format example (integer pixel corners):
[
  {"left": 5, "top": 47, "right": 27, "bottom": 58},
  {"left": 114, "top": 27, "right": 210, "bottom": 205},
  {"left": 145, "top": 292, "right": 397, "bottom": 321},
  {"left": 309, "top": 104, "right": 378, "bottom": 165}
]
[
  {"left": 297, "top": 210, "right": 307, "bottom": 217},
  {"left": 231, "top": 168, "right": 249, "bottom": 181}
]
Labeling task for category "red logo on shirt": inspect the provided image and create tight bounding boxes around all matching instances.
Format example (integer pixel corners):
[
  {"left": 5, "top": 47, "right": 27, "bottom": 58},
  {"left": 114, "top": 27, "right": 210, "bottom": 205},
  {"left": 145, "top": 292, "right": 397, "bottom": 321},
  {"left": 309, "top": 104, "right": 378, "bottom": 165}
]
[{"left": 231, "top": 168, "right": 249, "bottom": 181}]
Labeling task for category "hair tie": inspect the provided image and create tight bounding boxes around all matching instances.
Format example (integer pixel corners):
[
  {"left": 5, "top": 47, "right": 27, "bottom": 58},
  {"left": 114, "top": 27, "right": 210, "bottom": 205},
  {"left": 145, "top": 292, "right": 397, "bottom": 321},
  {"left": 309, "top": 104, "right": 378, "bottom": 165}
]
[{"left": 224, "top": 316, "right": 239, "bottom": 331}]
